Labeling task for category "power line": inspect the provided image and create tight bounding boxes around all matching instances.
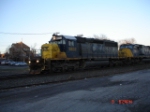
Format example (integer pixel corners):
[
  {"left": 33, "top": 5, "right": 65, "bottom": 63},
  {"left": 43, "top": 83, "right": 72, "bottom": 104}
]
[{"left": 0, "top": 32, "right": 53, "bottom": 35}]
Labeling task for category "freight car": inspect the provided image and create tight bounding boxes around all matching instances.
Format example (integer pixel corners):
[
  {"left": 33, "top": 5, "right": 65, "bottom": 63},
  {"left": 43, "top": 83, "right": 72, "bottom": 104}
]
[{"left": 29, "top": 34, "right": 150, "bottom": 74}]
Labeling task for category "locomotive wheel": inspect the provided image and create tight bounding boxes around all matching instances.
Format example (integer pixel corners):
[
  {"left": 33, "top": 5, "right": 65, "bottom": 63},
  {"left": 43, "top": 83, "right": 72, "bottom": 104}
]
[
  {"left": 109, "top": 62, "right": 113, "bottom": 67},
  {"left": 62, "top": 65, "right": 68, "bottom": 72},
  {"left": 52, "top": 67, "right": 60, "bottom": 72},
  {"left": 131, "top": 59, "right": 136, "bottom": 65},
  {"left": 79, "top": 60, "right": 86, "bottom": 69},
  {"left": 72, "top": 65, "right": 78, "bottom": 71}
]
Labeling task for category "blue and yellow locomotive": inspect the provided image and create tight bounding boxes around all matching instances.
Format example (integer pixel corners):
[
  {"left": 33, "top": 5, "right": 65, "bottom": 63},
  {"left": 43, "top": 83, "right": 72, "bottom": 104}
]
[
  {"left": 29, "top": 33, "right": 118, "bottom": 74},
  {"left": 119, "top": 44, "right": 150, "bottom": 57},
  {"left": 118, "top": 43, "right": 150, "bottom": 64}
]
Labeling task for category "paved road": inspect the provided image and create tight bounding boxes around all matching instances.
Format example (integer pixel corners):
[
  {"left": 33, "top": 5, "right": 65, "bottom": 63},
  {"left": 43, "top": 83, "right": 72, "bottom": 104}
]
[{"left": 0, "top": 69, "right": 150, "bottom": 112}]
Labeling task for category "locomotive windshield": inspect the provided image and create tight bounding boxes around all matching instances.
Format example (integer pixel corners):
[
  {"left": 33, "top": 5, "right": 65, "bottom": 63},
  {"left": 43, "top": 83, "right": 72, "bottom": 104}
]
[
  {"left": 120, "top": 45, "right": 133, "bottom": 49},
  {"left": 49, "top": 36, "right": 66, "bottom": 44},
  {"left": 52, "top": 36, "right": 62, "bottom": 40}
]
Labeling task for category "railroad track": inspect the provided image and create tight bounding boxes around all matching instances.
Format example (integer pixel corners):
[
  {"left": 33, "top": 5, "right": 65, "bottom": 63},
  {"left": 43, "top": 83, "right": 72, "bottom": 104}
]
[
  {"left": 0, "top": 64, "right": 115, "bottom": 80},
  {"left": 0, "top": 62, "right": 150, "bottom": 90}
]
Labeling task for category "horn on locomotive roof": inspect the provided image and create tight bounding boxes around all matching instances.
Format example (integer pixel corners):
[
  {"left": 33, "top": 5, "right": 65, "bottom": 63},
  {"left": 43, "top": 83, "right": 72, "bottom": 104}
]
[
  {"left": 77, "top": 34, "right": 83, "bottom": 36},
  {"left": 53, "top": 32, "right": 60, "bottom": 35}
]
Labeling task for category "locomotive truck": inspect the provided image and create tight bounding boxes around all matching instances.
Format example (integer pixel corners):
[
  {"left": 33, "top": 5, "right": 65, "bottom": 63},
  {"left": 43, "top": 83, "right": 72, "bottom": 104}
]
[{"left": 29, "top": 33, "right": 150, "bottom": 74}]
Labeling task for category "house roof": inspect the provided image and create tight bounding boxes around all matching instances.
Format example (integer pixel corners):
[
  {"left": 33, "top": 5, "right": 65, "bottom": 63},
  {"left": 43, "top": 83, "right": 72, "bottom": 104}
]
[{"left": 12, "top": 42, "right": 30, "bottom": 49}]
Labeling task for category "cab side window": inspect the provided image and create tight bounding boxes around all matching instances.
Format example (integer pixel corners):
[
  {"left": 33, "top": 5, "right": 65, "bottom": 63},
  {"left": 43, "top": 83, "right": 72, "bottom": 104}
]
[
  {"left": 68, "top": 41, "right": 74, "bottom": 46},
  {"left": 62, "top": 40, "right": 66, "bottom": 44}
]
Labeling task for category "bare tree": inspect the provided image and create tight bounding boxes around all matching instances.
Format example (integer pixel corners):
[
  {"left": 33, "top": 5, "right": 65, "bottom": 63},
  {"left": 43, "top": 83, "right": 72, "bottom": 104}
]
[
  {"left": 4, "top": 52, "right": 10, "bottom": 59},
  {"left": 30, "top": 43, "right": 37, "bottom": 57},
  {"left": 0, "top": 52, "right": 1, "bottom": 58},
  {"left": 93, "top": 34, "right": 110, "bottom": 40},
  {"left": 118, "top": 38, "right": 136, "bottom": 47},
  {"left": 3, "top": 45, "right": 11, "bottom": 59},
  {"left": 5, "top": 45, "right": 11, "bottom": 54}
]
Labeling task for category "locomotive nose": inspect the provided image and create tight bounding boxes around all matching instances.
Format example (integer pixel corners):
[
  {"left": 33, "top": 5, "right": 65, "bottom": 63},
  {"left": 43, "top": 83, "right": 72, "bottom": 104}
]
[
  {"left": 119, "top": 48, "right": 133, "bottom": 58},
  {"left": 41, "top": 43, "right": 60, "bottom": 59}
]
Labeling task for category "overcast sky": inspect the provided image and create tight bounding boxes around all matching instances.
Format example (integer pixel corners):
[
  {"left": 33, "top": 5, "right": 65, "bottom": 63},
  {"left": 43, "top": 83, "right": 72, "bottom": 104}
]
[{"left": 0, "top": 0, "right": 150, "bottom": 53}]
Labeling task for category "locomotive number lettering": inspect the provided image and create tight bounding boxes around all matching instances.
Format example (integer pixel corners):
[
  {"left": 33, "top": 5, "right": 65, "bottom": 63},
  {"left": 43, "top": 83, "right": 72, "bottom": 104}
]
[
  {"left": 118, "top": 100, "right": 133, "bottom": 104},
  {"left": 69, "top": 47, "right": 76, "bottom": 51},
  {"left": 111, "top": 99, "right": 133, "bottom": 104}
]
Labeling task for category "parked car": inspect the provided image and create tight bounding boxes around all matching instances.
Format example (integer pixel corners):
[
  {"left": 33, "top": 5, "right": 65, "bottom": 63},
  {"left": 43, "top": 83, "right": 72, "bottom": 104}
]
[
  {"left": 1, "top": 60, "right": 6, "bottom": 65},
  {"left": 15, "top": 62, "right": 27, "bottom": 66},
  {"left": 10, "top": 61, "right": 16, "bottom": 66},
  {"left": 20, "top": 62, "right": 27, "bottom": 66},
  {"left": 6, "top": 60, "right": 13, "bottom": 65},
  {"left": 0, "top": 59, "right": 6, "bottom": 65}
]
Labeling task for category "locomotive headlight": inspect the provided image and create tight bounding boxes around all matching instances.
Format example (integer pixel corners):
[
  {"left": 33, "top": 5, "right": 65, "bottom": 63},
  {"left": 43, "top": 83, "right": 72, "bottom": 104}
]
[
  {"left": 29, "top": 60, "right": 31, "bottom": 64},
  {"left": 36, "top": 59, "right": 39, "bottom": 63}
]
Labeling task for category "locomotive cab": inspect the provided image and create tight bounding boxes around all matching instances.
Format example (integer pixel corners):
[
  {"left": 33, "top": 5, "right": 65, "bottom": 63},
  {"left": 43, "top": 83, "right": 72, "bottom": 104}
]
[
  {"left": 48, "top": 34, "right": 79, "bottom": 58},
  {"left": 119, "top": 44, "right": 134, "bottom": 58},
  {"left": 50, "top": 35, "right": 66, "bottom": 52}
]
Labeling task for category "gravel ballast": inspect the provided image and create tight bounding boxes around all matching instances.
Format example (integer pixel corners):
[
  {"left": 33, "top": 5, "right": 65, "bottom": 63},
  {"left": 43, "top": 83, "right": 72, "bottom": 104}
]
[{"left": 0, "top": 63, "right": 150, "bottom": 90}]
